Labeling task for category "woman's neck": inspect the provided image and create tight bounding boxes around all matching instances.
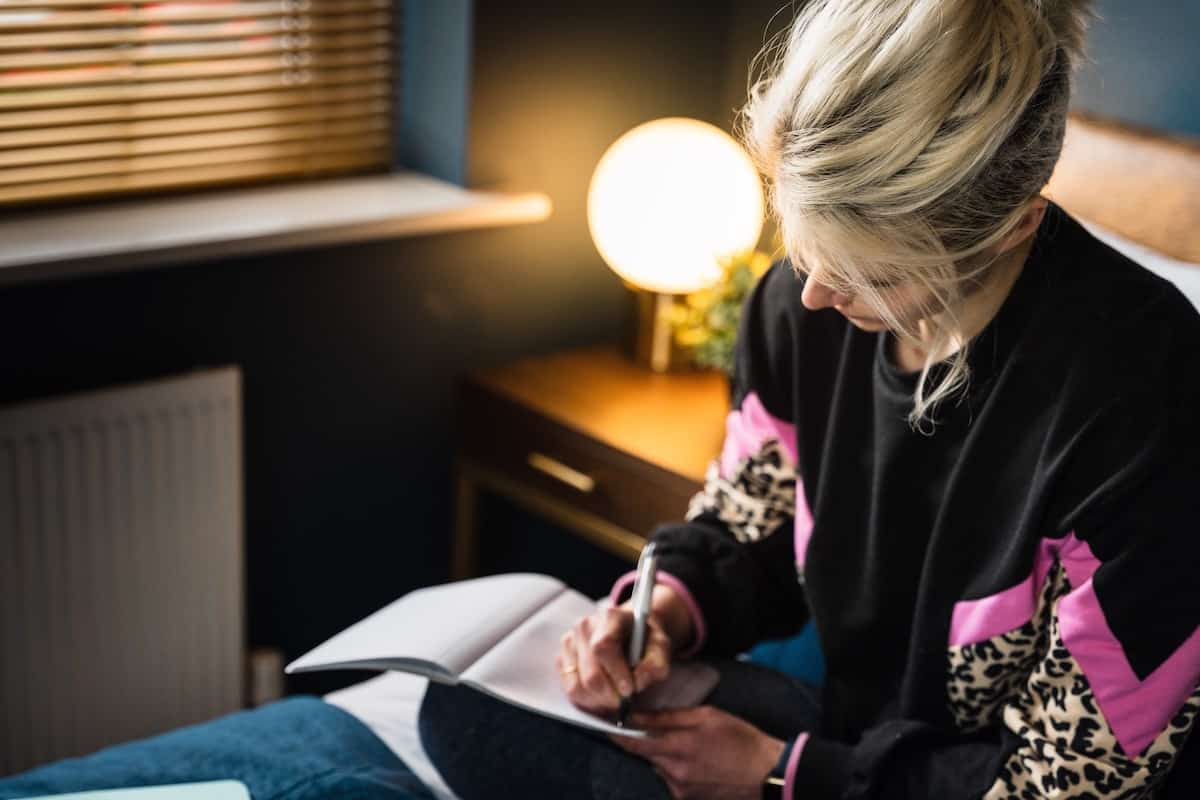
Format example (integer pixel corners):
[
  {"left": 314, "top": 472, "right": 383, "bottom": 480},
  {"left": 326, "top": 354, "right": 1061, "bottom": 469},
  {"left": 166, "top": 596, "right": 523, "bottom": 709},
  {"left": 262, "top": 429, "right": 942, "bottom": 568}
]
[{"left": 892, "top": 234, "right": 1035, "bottom": 372}]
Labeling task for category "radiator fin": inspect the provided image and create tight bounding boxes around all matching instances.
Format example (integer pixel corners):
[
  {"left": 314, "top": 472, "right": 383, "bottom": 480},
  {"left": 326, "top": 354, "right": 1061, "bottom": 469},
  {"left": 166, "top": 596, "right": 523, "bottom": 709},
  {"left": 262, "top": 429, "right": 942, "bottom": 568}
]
[{"left": 0, "top": 368, "right": 244, "bottom": 777}]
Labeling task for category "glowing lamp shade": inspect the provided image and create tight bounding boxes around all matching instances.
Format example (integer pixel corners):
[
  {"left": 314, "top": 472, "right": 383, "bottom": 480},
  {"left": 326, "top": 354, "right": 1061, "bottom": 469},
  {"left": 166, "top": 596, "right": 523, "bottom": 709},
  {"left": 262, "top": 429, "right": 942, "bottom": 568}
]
[{"left": 587, "top": 117, "right": 764, "bottom": 295}]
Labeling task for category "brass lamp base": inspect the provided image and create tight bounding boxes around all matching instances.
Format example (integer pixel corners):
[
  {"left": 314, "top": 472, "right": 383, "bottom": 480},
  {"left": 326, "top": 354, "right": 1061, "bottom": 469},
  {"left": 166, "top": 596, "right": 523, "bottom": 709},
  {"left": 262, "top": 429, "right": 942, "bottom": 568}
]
[{"left": 627, "top": 288, "right": 694, "bottom": 373}]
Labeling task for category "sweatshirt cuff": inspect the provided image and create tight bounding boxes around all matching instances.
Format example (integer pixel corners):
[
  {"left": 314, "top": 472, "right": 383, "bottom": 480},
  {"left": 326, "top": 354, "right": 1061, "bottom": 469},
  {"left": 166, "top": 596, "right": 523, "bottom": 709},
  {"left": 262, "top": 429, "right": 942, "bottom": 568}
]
[
  {"left": 608, "top": 569, "right": 708, "bottom": 658},
  {"left": 782, "top": 733, "right": 808, "bottom": 800},
  {"left": 785, "top": 733, "right": 855, "bottom": 800}
]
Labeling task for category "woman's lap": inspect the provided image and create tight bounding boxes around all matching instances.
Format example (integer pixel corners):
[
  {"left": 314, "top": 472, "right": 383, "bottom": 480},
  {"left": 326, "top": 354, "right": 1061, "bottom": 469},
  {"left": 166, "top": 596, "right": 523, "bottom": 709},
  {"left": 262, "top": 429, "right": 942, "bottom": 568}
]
[
  {"left": 418, "top": 658, "right": 822, "bottom": 800},
  {"left": 0, "top": 697, "right": 434, "bottom": 800}
]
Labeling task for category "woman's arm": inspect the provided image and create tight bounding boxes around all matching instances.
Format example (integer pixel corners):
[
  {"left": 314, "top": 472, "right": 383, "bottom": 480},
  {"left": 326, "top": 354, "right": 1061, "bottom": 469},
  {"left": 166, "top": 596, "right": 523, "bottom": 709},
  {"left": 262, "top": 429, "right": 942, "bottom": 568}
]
[{"left": 608, "top": 259, "right": 811, "bottom": 658}]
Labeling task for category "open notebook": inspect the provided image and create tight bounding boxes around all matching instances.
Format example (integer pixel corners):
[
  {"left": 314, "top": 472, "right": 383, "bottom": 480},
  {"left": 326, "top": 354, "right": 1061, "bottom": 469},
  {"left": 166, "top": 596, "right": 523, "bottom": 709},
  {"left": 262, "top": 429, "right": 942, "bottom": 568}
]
[{"left": 286, "top": 573, "right": 719, "bottom": 738}]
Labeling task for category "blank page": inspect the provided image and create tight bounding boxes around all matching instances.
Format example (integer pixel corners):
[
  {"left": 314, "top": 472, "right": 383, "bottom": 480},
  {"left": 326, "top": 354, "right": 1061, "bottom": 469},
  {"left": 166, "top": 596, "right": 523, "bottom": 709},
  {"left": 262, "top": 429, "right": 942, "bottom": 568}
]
[
  {"left": 461, "top": 588, "right": 638, "bottom": 735},
  {"left": 286, "top": 573, "right": 565, "bottom": 677}
]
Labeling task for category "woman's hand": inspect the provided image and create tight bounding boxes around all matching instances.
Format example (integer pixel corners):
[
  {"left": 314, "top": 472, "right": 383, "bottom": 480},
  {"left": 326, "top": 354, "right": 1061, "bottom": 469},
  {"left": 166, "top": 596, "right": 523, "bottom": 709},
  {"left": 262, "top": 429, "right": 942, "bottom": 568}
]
[
  {"left": 610, "top": 707, "right": 786, "bottom": 800},
  {"left": 556, "top": 603, "right": 674, "bottom": 715}
]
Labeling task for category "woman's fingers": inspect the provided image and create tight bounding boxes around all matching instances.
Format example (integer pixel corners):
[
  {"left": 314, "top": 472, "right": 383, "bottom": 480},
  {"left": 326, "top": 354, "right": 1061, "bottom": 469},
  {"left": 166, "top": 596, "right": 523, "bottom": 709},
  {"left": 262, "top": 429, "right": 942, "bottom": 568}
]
[
  {"left": 632, "top": 619, "right": 672, "bottom": 691},
  {"left": 590, "top": 606, "right": 637, "bottom": 698},
  {"left": 559, "top": 605, "right": 674, "bottom": 714},
  {"left": 612, "top": 738, "right": 688, "bottom": 798},
  {"left": 555, "top": 633, "right": 580, "bottom": 695},
  {"left": 654, "top": 767, "right": 686, "bottom": 800},
  {"left": 610, "top": 728, "right": 689, "bottom": 759},
  {"left": 574, "top": 615, "right": 623, "bottom": 712}
]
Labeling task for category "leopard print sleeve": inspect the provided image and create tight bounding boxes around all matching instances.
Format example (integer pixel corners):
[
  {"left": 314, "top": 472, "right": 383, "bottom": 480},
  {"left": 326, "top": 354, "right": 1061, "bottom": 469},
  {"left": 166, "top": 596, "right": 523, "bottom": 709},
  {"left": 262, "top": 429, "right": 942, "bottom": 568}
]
[
  {"left": 952, "top": 462, "right": 1200, "bottom": 799},
  {"left": 684, "top": 391, "right": 799, "bottom": 546},
  {"left": 953, "top": 543, "right": 1200, "bottom": 799}
]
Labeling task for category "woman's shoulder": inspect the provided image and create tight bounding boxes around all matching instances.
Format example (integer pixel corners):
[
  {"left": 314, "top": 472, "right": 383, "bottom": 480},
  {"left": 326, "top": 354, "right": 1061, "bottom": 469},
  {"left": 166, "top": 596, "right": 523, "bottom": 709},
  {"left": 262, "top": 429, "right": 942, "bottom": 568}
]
[
  {"left": 1022, "top": 221, "right": 1200, "bottom": 537},
  {"left": 734, "top": 257, "right": 851, "bottom": 418},
  {"left": 1025, "top": 209, "right": 1200, "bottom": 392}
]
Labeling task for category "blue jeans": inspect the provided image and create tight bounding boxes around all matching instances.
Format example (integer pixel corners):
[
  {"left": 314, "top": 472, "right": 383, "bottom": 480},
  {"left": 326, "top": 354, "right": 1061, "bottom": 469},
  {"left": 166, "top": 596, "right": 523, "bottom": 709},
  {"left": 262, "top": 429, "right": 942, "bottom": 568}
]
[
  {"left": 418, "top": 658, "right": 823, "bottom": 800},
  {"left": 0, "top": 697, "right": 435, "bottom": 800}
]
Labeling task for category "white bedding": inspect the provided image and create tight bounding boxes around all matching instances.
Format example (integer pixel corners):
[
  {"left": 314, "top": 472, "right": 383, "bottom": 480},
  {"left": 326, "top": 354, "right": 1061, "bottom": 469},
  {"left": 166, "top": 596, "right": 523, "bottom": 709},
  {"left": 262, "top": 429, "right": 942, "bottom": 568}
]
[{"left": 325, "top": 672, "right": 461, "bottom": 800}]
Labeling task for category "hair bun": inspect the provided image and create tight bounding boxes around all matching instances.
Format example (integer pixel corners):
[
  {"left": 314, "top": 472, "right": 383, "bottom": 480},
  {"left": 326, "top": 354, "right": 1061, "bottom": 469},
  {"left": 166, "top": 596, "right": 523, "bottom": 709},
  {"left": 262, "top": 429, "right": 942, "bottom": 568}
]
[{"left": 1025, "top": 0, "right": 1097, "bottom": 67}]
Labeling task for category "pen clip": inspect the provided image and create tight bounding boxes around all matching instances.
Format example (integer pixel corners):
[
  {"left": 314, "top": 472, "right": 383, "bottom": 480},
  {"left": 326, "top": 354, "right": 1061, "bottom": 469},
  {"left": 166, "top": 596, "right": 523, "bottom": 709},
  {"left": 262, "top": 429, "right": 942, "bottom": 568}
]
[{"left": 631, "top": 543, "right": 657, "bottom": 613}]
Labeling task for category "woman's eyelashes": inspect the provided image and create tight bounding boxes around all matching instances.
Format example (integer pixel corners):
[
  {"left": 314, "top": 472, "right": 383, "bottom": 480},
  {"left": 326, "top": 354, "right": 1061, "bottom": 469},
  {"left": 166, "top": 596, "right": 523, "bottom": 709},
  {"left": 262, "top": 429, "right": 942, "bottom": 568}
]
[{"left": 790, "top": 255, "right": 901, "bottom": 294}]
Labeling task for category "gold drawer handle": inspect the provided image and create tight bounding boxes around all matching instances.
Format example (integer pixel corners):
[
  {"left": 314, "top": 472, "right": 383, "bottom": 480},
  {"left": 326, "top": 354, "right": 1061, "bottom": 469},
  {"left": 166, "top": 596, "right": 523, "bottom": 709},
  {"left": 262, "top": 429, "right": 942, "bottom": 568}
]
[{"left": 527, "top": 452, "right": 596, "bottom": 493}]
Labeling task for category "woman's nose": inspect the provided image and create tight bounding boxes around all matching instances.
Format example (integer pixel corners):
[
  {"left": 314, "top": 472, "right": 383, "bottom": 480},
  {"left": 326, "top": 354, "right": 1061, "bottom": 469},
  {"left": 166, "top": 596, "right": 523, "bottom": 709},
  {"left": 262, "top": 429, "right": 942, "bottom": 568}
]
[{"left": 800, "top": 275, "right": 851, "bottom": 310}]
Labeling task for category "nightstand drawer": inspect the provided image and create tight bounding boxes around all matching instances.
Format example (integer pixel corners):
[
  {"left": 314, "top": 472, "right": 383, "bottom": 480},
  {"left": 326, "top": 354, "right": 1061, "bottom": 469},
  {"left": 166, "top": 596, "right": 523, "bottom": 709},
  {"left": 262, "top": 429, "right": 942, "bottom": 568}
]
[{"left": 458, "top": 381, "right": 701, "bottom": 537}]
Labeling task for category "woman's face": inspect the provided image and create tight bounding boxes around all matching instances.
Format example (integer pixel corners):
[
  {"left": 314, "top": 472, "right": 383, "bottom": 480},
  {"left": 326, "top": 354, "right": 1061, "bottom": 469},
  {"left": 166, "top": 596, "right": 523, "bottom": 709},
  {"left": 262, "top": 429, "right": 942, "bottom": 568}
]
[{"left": 797, "top": 266, "right": 937, "bottom": 333}]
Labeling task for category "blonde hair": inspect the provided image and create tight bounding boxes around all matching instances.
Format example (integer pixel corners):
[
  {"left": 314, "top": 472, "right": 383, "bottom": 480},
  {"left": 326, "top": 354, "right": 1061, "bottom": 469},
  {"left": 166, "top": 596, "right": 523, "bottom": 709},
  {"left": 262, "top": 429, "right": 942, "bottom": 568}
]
[{"left": 736, "top": 0, "right": 1096, "bottom": 431}]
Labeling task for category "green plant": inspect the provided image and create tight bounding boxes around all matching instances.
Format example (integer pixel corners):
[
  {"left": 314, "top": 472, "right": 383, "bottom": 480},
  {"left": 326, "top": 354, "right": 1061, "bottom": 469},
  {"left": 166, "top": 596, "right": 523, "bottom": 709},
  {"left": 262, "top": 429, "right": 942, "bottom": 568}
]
[{"left": 669, "top": 248, "right": 772, "bottom": 375}]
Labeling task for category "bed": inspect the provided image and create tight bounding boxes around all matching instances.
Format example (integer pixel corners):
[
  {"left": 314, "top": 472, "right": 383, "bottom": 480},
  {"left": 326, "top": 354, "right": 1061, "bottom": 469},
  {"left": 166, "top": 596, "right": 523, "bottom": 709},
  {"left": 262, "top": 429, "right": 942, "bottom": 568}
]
[{"left": 2, "top": 111, "right": 1199, "bottom": 800}]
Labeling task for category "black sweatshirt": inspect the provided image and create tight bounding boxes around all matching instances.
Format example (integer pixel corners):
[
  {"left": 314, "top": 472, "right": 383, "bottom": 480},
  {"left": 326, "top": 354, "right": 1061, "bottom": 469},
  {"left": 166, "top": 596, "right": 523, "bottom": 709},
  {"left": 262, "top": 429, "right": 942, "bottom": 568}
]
[{"left": 611, "top": 201, "right": 1200, "bottom": 798}]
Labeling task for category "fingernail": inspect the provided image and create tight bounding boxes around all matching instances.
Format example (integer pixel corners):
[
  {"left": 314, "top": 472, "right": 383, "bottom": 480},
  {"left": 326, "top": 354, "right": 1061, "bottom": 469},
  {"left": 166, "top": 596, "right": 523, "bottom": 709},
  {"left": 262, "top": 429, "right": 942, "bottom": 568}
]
[{"left": 618, "top": 680, "right": 633, "bottom": 696}]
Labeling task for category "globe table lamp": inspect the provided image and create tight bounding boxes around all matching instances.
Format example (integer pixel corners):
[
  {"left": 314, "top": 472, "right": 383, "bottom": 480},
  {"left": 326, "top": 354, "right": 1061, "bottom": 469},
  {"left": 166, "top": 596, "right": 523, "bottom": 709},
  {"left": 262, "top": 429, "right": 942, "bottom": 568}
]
[{"left": 587, "top": 117, "right": 765, "bottom": 372}]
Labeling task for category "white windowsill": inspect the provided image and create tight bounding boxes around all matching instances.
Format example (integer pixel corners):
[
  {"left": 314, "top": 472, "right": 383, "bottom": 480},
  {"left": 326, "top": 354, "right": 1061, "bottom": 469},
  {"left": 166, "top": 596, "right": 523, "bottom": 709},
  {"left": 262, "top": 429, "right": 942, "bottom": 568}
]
[{"left": 0, "top": 171, "right": 553, "bottom": 288}]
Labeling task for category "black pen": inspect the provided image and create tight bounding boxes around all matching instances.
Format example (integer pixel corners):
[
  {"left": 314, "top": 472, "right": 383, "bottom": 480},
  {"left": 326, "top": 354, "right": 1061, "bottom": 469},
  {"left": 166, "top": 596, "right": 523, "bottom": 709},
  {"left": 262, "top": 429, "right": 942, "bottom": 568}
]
[{"left": 617, "top": 542, "right": 658, "bottom": 727}]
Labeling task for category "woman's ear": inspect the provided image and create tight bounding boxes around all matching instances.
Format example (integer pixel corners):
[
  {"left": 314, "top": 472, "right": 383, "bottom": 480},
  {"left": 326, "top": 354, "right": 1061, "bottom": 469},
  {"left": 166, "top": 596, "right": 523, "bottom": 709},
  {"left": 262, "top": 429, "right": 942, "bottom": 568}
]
[{"left": 994, "top": 195, "right": 1050, "bottom": 255}]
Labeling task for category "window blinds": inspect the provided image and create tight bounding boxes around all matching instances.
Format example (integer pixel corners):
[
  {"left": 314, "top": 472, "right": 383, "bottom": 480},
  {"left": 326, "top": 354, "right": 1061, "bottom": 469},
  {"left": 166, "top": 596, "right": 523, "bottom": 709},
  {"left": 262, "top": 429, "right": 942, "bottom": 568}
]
[{"left": 0, "top": 0, "right": 397, "bottom": 209}]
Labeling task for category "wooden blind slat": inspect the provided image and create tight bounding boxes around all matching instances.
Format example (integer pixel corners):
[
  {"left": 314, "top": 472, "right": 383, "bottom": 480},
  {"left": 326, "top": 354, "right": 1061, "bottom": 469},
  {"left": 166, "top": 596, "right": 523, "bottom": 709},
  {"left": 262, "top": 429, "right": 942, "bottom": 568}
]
[
  {"left": 0, "top": 99, "right": 389, "bottom": 148},
  {"left": 0, "top": 0, "right": 389, "bottom": 30},
  {"left": 0, "top": 83, "right": 387, "bottom": 130},
  {"left": 0, "top": 130, "right": 390, "bottom": 185},
  {"left": 1, "top": 0, "right": 398, "bottom": 208},
  {"left": 1, "top": 0, "right": 385, "bottom": 10},
  {"left": 3, "top": 0, "right": 303, "bottom": 7},
  {"left": 0, "top": 115, "right": 389, "bottom": 168},
  {"left": 0, "top": 30, "right": 389, "bottom": 71},
  {"left": 0, "top": 147, "right": 391, "bottom": 204},
  {"left": 0, "top": 14, "right": 389, "bottom": 51},
  {"left": 2, "top": 47, "right": 389, "bottom": 90},
  {"left": 0, "top": 65, "right": 389, "bottom": 110}
]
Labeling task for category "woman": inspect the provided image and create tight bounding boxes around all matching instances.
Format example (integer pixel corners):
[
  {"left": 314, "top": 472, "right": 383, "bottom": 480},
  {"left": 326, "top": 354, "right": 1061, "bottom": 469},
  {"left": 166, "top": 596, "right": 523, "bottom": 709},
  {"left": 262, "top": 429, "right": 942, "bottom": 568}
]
[{"left": 420, "top": 1, "right": 1200, "bottom": 797}]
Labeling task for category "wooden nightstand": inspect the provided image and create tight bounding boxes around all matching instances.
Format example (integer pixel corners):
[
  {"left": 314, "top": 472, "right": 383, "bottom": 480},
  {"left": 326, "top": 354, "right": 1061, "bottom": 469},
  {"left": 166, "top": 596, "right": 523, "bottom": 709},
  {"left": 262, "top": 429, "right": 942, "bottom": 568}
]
[{"left": 452, "top": 346, "right": 730, "bottom": 578}]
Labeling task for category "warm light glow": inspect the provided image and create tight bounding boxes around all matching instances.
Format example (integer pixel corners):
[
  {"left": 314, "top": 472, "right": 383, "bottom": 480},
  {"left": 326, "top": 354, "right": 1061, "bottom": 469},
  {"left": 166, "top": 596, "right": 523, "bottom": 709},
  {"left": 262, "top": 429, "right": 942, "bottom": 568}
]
[{"left": 587, "top": 117, "right": 764, "bottom": 294}]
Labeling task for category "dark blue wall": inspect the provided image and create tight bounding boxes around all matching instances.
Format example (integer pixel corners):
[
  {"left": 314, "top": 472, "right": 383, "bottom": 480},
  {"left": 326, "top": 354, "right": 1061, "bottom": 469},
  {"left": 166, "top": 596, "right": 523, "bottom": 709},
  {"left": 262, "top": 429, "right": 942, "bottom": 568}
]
[{"left": 1072, "top": 1, "right": 1200, "bottom": 138}]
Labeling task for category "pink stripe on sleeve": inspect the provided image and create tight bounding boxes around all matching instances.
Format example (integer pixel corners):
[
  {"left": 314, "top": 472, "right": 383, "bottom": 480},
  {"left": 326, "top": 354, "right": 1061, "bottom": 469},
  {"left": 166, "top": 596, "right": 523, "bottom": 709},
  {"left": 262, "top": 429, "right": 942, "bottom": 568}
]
[
  {"left": 1054, "top": 531, "right": 1103, "bottom": 594},
  {"left": 719, "top": 391, "right": 798, "bottom": 479},
  {"left": 948, "top": 531, "right": 1100, "bottom": 647},
  {"left": 783, "top": 732, "right": 810, "bottom": 800},
  {"left": 1059, "top": 578, "right": 1200, "bottom": 756},
  {"left": 945, "top": 529, "right": 1200, "bottom": 757},
  {"left": 949, "top": 572, "right": 1038, "bottom": 647},
  {"left": 608, "top": 569, "right": 708, "bottom": 658}
]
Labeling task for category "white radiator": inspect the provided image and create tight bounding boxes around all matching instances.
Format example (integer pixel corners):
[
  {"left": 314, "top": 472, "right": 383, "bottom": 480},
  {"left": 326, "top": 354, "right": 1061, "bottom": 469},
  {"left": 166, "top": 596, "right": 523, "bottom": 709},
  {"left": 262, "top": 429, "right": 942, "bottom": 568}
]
[{"left": 0, "top": 368, "right": 244, "bottom": 777}]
